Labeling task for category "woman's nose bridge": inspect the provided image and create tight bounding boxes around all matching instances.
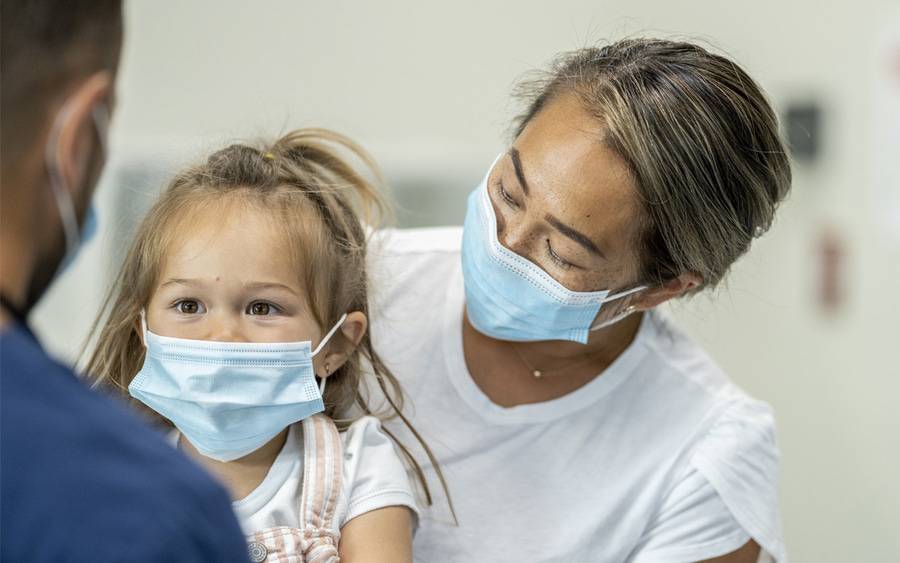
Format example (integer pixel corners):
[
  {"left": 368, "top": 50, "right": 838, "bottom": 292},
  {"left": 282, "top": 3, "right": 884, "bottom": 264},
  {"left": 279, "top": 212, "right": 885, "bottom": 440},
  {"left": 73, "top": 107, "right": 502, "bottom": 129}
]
[{"left": 498, "top": 208, "right": 539, "bottom": 256}]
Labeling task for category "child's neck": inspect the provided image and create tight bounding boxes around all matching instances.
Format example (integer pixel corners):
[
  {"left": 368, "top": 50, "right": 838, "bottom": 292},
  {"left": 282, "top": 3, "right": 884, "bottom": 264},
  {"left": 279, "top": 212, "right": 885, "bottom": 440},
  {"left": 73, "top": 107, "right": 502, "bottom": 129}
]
[{"left": 179, "top": 428, "right": 290, "bottom": 502}]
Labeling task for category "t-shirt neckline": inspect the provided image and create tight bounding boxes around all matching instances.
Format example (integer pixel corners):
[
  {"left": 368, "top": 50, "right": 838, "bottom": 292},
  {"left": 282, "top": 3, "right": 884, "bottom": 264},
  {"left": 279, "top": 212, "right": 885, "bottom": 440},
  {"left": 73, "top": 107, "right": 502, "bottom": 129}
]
[
  {"left": 441, "top": 261, "right": 654, "bottom": 425},
  {"left": 231, "top": 424, "right": 301, "bottom": 518},
  {"left": 169, "top": 424, "right": 301, "bottom": 519}
]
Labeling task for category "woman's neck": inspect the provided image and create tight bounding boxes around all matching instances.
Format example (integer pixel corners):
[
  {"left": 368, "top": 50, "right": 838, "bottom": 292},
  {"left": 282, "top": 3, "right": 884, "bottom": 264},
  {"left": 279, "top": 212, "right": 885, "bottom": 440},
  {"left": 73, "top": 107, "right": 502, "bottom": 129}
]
[
  {"left": 517, "top": 312, "right": 643, "bottom": 366},
  {"left": 461, "top": 311, "right": 644, "bottom": 407},
  {"left": 179, "top": 428, "right": 289, "bottom": 501}
]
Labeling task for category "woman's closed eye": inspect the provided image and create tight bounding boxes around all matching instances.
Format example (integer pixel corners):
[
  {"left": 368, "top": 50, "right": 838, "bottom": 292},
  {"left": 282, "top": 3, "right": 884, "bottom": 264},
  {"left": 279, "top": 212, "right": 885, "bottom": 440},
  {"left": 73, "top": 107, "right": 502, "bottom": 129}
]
[
  {"left": 546, "top": 239, "right": 576, "bottom": 270},
  {"left": 497, "top": 180, "right": 520, "bottom": 209}
]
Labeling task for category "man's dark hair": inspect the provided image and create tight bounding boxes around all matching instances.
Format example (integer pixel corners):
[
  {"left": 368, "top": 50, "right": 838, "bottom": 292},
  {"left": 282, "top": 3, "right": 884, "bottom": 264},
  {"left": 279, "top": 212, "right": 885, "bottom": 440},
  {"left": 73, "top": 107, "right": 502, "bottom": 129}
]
[{"left": 1, "top": 0, "right": 123, "bottom": 166}]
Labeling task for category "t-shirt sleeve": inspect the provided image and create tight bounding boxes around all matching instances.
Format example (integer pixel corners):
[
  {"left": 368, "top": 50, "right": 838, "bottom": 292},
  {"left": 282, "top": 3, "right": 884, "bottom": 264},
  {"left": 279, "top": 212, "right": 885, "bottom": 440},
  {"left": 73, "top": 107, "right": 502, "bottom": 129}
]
[
  {"left": 341, "top": 416, "right": 420, "bottom": 527},
  {"left": 629, "top": 399, "right": 786, "bottom": 563}
]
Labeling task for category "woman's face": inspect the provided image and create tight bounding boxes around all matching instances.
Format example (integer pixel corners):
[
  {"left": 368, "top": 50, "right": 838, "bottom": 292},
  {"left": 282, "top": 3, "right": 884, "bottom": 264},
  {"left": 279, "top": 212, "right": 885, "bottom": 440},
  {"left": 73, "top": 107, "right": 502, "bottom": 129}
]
[{"left": 488, "top": 92, "right": 645, "bottom": 294}]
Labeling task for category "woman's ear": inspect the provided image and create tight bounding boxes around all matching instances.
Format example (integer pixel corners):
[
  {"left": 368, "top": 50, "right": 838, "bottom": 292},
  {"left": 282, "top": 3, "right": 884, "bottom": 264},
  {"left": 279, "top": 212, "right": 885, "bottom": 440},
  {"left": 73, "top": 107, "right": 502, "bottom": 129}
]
[
  {"left": 318, "top": 311, "right": 367, "bottom": 378},
  {"left": 632, "top": 272, "right": 703, "bottom": 311}
]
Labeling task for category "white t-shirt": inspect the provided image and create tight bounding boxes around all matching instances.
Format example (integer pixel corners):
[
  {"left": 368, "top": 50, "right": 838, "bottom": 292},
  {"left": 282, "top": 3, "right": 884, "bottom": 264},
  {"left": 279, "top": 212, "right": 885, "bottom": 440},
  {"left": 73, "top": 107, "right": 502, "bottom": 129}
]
[
  {"left": 171, "top": 416, "right": 418, "bottom": 537},
  {"left": 366, "top": 227, "right": 786, "bottom": 563}
]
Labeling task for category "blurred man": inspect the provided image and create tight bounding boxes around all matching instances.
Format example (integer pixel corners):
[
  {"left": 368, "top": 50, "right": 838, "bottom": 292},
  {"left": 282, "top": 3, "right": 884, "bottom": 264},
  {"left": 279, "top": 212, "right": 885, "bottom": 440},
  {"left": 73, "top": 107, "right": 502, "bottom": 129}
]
[{"left": 0, "top": 2, "right": 249, "bottom": 560}]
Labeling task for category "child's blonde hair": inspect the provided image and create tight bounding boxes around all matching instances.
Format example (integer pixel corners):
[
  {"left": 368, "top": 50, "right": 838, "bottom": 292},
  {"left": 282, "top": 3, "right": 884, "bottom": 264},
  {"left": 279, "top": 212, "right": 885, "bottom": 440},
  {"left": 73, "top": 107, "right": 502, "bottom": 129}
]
[{"left": 84, "top": 128, "right": 450, "bottom": 512}]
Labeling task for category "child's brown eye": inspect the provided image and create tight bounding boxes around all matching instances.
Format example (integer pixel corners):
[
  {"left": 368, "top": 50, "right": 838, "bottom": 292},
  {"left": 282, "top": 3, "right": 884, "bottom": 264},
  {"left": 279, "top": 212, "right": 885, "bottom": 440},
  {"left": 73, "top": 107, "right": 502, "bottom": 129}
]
[
  {"left": 176, "top": 300, "right": 200, "bottom": 314},
  {"left": 250, "top": 302, "right": 271, "bottom": 315}
]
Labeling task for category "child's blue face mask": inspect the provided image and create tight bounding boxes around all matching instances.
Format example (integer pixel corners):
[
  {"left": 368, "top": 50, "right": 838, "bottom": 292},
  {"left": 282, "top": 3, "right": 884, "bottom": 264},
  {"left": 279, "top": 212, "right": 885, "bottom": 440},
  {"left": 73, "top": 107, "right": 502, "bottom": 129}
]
[
  {"left": 461, "top": 157, "right": 645, "bottom": 344},
  {"left": 129, "top": 313, "right": 347, "bottom": 462}
]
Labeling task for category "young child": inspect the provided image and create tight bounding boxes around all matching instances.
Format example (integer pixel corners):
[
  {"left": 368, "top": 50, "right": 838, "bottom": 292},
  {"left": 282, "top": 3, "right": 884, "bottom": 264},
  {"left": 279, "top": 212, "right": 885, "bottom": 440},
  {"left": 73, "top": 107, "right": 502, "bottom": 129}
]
[{"left": 85, "top": 129, "right": 442, "bottom": 563}]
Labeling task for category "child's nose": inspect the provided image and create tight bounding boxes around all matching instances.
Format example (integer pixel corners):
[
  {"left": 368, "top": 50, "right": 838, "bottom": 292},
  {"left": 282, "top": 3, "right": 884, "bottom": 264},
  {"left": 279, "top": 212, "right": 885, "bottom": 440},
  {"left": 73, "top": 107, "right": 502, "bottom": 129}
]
[{"left": 209, "top": 316, "right": 247, "bottom": 342}]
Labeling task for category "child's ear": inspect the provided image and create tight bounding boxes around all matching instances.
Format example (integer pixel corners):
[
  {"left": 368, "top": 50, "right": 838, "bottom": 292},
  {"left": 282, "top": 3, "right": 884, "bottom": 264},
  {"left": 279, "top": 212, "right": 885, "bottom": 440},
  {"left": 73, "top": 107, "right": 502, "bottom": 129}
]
[
  {"left": 133, "top": 315, "right": 145, "bottom": 347},
  {"left": 339, "top": 311, "right": 367, "bottom": 347},
  {"left": 318, "top": 311, "right": 367, "bottom": 378}
]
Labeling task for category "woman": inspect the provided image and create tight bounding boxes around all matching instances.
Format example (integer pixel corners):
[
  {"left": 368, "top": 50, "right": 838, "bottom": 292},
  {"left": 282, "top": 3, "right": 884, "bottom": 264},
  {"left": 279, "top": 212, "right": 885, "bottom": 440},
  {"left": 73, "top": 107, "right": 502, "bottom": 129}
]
[{"left": 368, "top": 39, "right": 791, "bottom": 562}]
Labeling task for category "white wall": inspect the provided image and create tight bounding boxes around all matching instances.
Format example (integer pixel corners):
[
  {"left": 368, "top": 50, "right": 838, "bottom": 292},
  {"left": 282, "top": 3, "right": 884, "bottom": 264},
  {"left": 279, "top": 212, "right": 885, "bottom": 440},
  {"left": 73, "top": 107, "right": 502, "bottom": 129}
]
[{"left": 32, "top": 1, "right": 900, "bottom": 560}]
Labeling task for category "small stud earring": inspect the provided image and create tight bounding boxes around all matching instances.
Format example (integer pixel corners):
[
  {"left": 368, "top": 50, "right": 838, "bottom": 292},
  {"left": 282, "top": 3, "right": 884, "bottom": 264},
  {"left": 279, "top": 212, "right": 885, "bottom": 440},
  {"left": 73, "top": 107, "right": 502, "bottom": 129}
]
[{"left": 323, "top": 363, "right": 330, "bottom": 377}]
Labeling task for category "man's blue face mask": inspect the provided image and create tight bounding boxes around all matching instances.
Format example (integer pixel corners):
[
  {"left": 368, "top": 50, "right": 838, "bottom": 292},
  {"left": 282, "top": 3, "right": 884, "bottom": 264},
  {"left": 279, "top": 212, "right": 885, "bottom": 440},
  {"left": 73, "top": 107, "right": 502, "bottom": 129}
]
[{"left": 460, "top": 156, "right": 646, "bottom": 344}]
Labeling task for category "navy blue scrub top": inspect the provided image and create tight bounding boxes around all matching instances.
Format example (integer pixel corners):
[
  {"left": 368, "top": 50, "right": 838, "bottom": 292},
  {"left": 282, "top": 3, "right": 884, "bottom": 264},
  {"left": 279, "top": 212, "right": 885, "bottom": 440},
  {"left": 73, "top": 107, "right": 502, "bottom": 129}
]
[{"left": 0, "top": 322, "right": 250, "bottom": 562}]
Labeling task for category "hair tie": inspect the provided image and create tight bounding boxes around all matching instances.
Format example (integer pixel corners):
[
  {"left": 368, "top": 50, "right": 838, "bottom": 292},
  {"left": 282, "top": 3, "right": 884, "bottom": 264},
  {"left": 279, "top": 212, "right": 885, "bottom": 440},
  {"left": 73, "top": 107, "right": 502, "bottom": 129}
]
[{"left": 262, "top": 151, "right": 275, "bottom": 161}]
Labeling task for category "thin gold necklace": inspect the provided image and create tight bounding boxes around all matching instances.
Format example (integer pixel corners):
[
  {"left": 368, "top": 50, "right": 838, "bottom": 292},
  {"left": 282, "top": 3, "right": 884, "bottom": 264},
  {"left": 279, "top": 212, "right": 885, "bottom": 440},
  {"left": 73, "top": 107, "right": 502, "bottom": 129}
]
[{"left": 508, "top": 341, "right": 604, "bottom": 378}]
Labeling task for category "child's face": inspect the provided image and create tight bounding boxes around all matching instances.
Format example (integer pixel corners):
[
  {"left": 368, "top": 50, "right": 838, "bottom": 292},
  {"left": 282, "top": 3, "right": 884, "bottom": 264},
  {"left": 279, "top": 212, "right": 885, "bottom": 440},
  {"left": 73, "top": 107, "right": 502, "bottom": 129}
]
[{"left": 146, "top": 206, "right": 324, "bottom": 346}]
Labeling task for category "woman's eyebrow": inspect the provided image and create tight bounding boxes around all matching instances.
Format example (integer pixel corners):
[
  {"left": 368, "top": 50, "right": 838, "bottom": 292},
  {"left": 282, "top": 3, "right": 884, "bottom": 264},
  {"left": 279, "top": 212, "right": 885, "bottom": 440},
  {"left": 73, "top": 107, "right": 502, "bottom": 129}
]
[
  {"left": 545, "top": 214, "right": 607, "bottom": 260},
  {"left": 508, "top": 148, "right": 531, "bottom": 196}
]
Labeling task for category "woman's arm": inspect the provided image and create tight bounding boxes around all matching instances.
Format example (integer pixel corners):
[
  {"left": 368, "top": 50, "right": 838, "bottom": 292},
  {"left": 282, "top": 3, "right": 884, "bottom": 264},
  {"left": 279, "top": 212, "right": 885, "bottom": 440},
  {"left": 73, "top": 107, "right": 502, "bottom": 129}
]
[
  {"left": 338, "top": 506, "right": 413, "bottom": 563},
  {"left": 699, "top": 540, "right": 761, "bottom": 563}
]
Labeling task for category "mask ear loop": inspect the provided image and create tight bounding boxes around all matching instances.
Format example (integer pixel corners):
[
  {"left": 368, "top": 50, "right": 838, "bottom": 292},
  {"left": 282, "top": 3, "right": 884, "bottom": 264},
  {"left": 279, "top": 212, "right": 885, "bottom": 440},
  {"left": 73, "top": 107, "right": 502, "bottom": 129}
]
[
  {"left": 92, "top": 101, "right": 110, "bottom": 157},
  {"left": 313, "top": 313, "right": 349, "bottom": 396},
  {"left": 139, "top": 309, "right": 149, "bottom": 348},
  {"left": 590, "top": 285, "right": 647, "bottom": 332},
  {"left": 600, "top": 284, "right": 647, "bottom": 303},
  {"left": 45, "top": 103, "right": 81, "bottom": 258}
]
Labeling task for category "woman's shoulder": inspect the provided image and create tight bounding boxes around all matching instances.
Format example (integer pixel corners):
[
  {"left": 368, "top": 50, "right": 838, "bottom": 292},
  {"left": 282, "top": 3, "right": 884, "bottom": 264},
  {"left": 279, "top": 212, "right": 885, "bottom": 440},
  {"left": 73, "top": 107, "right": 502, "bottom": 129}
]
[
  {"left": 369, "top": 227, "right": 462, "bottom": 258},
  {"left": 638, "top": 310, "right": 748, "bottom": 402},
  {"left": 367, "top": 227, "right": 464, "bottom": 317},
  {"left": 629, "top": 313, "right": 784, "bottom": 560},
  {"left": 634, "top": 310, "right": 780, "bottom": 463}
]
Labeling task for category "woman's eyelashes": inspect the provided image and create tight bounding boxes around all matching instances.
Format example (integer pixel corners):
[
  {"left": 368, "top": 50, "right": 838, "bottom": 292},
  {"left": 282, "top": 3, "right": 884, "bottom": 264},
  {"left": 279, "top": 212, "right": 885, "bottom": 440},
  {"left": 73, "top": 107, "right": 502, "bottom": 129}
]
[
  {"left": 495, "top": 179, "right": 581, "bottom": 271},
  {"left": 546, "top": 239, "right": 576, "bottom": 270},
  {"left": 497, "top": 180, "right": 520, "bottom": 209}
]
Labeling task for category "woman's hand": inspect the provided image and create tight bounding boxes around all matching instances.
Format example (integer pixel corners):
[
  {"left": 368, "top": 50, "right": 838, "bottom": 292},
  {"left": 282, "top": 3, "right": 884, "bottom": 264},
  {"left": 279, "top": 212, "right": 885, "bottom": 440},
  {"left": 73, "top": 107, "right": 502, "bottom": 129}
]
[{"left": 338, "top": 506, "right": 413, "bottom": 563}]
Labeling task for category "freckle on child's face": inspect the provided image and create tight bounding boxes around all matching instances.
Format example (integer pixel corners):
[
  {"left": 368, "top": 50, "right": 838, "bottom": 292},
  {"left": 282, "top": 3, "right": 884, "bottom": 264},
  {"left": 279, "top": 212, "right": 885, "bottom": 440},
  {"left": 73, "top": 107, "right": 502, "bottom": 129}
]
[{"left": 146, "top": 207, "right": 322, "bottom": 346}]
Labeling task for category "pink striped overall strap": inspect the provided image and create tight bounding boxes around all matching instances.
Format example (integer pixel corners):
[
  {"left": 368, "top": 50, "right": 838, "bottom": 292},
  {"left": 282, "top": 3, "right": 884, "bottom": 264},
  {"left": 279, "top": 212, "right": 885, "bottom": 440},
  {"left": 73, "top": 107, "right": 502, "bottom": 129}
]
[{"left": 296, "top": 413, "right": 344, "bottom": 563}]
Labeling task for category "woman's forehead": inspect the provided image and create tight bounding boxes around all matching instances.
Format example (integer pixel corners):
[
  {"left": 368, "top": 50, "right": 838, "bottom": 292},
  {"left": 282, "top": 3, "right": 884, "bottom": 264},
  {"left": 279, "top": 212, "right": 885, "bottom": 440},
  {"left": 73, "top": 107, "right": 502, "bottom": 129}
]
[{"left": 512, "top": 94, "right": 643, "bottom": 248}]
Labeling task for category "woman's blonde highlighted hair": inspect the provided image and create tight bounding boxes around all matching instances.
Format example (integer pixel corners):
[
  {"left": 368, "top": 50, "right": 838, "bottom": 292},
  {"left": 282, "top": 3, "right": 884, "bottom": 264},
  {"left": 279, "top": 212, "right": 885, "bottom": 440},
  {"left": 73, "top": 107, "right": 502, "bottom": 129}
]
[{"left": 84, "top": 128, "right": 451, "bottom": 513}]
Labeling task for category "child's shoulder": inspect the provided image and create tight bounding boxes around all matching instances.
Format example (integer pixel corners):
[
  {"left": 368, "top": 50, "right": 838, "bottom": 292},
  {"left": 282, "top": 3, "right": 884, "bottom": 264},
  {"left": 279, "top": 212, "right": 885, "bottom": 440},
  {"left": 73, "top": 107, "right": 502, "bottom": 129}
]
[
  {"left": 338, "top": 415, "right": 419, "bottom": 523},
  {"left": 340, "top": 415, "right": 389, "bottom": 450}
]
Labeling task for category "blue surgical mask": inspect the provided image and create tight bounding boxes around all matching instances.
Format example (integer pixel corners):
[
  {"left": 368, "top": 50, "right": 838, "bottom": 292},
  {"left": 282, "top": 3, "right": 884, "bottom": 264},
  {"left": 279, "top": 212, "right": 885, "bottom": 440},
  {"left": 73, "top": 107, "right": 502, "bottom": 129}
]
[
  {"left": 57, "top": 204, "right": 98, "bottom": 272},
  {"left": 461, "top": 157, "right": 646, "bottom": 344},
  {"left": 129, "top": 314, "right": 347, "bottom": 462}
]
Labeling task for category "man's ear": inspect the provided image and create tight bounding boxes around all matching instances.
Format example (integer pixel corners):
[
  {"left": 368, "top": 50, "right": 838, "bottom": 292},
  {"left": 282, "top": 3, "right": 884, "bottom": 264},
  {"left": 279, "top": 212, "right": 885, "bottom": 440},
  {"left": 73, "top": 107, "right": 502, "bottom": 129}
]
[
  {"left": 49, "top": 70, "right": 114, "bottom": 209},
  {"left": 632, "top": 272, "right": 703, "bottom": 311},
  {"left": 318, "top": 311, "right": 367, "bottom": 378}
]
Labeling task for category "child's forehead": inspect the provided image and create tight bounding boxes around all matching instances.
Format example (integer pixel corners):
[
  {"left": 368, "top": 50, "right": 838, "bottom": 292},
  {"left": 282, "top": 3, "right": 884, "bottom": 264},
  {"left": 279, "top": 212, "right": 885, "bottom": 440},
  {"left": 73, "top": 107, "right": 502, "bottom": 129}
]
[
  {"left": 172, "top": 195, "right": 296, "bottom": 240},
  {"left": 160, "top": 200, "right": 304, "bottom": 276}
]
